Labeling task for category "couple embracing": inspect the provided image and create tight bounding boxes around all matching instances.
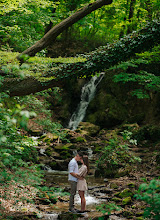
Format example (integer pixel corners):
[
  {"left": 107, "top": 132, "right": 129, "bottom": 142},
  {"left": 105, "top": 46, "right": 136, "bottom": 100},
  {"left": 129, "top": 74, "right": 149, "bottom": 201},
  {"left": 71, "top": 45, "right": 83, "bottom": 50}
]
[{"left": 68, "top": 152, "right": 89, "bottom": 213}]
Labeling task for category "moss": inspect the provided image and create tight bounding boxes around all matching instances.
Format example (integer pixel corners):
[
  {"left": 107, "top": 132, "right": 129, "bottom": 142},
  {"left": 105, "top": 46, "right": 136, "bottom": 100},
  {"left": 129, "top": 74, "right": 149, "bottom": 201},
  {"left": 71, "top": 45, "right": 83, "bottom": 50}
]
[
  {"left": 73, "top": 136, "right": 87, "bottom": 143},
  {"left": 122, "top": 210, "right": 133, "bottom": 217},
  {"left": 110, "top": 183, "right": 119, "bottom": 189},
  {"left": 127, "top": 183, "right": 136, "bottom": 188},
  {"left": 111, "top": 197, "right": 122, "bottom": 203},
  {"left": 122, "top": 196, "right": 132, "bottom": 205},
  {"left": 45, "top": 147, "right": 53, "bottom": 156},
  {"left": 119, "top": 188, "right": 133, "bottom": 198}
]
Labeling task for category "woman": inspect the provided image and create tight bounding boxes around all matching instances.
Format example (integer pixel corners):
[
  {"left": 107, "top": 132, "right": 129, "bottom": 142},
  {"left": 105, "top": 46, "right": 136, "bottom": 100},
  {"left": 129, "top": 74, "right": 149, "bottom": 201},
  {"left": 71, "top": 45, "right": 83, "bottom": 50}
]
[{"left": 77, "top": 155, "right": 89, "bottom": 212}]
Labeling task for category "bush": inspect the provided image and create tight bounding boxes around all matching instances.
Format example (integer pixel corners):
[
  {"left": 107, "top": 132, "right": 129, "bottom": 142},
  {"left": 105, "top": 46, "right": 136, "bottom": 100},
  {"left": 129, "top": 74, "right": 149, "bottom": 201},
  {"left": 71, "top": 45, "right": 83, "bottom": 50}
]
[
  {"left": 96, "top": 132, "right": 141, "bottom": 177},
  {"left": 135, "top": 179, "right": 160, "bottom": 219}
]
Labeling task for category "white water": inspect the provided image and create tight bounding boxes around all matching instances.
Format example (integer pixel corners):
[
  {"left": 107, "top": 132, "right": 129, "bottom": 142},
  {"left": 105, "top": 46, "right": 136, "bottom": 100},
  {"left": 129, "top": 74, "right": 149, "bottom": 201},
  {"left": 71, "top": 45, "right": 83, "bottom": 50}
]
[
  {"left": 68, "top": 72, "right": 105, "bottom": 130},
  {"left": 75, "top": 193, "right": 101, "bottom": 205},
  {"left": 44, "top": 213, "right": 59, "bottom": 220}
]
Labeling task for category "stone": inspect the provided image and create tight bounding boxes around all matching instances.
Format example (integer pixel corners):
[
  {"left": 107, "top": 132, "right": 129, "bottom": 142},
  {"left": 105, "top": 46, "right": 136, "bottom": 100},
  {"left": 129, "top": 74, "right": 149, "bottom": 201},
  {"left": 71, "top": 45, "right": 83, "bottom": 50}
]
[
  {"left": 111, "top": 197, "right": 122, "bottom": 203},
  {"left": 76, "top": 122, "right": 100, "bottom": 136},
  {"left": 122, "top": 196, "right": 132, "bottom": 205},
  {"left": 41, "top": 132, "right": 59, "bottom": 144},
  {"left": 72, "top": 136, "right": 87, "bottom": 143},
  {"left": 110, "top": 183, "right": 118, "bottom": 189},
  {"left": 58, "top": 211, "right": 82, "bottom": 219},
  {"left": 118, "top": 188, "right": 133, "bottom": 198},
  {"left": 122, "top": 210, "right": 133, "bottom": 217},
  {"left": 127, "top": 183, "right": 136, "bottom": 188}
]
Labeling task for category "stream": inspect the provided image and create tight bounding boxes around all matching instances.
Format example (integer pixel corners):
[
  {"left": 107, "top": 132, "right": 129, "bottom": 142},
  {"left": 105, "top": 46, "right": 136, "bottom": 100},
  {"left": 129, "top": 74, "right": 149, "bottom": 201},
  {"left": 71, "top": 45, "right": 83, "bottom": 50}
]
[{"left": 44, "top": 169, "right": 108, "bottom": 220}]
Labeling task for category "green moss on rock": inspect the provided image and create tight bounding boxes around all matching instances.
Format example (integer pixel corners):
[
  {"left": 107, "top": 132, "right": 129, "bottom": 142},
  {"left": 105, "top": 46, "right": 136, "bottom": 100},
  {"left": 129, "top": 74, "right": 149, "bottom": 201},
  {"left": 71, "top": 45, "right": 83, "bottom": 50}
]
[
  {"left": 119, "top": 188, "right": 133, "bottom": 198},
  {"left": 122, "top": 196, "right": 132, "bottom": 205}
]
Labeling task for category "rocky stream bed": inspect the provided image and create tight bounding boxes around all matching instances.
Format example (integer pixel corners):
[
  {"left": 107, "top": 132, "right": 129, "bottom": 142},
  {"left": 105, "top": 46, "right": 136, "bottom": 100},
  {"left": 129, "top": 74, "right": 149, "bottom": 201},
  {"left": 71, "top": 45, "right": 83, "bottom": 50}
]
[{"left": 3, "top": 122, "right": 160, "bottom": 220}]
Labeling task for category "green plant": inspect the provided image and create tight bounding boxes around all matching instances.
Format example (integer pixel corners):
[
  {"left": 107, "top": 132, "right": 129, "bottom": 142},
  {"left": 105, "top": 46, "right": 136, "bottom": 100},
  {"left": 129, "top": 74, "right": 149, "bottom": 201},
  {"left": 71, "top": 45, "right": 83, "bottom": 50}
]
[
  {"left": 135, "top": 179, "right": 160, "bottom": 219},
  {"left": 96, "top": 134, "right": 141, "bottom": 171},
  {"left": 96, "top": 202, "right": 121, "bottom": 215}
]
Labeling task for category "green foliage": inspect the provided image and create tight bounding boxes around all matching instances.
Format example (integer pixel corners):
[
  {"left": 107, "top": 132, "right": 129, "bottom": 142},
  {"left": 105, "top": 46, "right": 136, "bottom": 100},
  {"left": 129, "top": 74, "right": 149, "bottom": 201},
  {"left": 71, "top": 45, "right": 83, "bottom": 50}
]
[
  {"left": 135, "top": 179, "right": 160, "bottom": 219},
  {"left": 0, "top": 94, "right": 42, "bottom": 185},
  {"left": 112, "top": 45, "right": 160, "bottom": 98},
  {"left": 96, "top": 131, "right": 141, "bottom": 174},
  {"left": 0, "top": 0, "right": 56, "bottom": 51},
  {"left": 96, "top": 202, "right": 121, "bottom": 215},
  {"left": 18, "top": 90, "right": 69, "bottom": 141}
]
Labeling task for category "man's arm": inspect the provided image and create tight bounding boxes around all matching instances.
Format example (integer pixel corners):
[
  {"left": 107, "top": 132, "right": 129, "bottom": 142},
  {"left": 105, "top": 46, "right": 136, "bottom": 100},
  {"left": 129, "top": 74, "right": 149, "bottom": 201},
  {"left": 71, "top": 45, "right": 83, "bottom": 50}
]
[{"left": 70, "top": 172, "right": 83, "bottom": 180}]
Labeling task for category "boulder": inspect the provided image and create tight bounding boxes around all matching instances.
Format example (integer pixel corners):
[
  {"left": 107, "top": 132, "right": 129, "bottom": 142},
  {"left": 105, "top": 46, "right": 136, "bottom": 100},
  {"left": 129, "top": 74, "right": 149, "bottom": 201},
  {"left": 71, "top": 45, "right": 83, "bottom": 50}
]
[
  {"left": 76, "top": 122, "right": 100, "bottom": 136},
  {"left": 122, "top": 196, "right": 132, "bottom": 205},
  {"left": 118, "top": 189, "right": 133, "bottom": 198}
]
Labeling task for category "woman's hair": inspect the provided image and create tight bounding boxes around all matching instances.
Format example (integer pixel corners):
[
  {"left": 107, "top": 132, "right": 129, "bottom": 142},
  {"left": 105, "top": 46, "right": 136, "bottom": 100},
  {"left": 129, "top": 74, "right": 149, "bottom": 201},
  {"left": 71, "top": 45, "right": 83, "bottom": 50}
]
[{"left": 83, "top": 155, "right": 89, "bottom": 173}]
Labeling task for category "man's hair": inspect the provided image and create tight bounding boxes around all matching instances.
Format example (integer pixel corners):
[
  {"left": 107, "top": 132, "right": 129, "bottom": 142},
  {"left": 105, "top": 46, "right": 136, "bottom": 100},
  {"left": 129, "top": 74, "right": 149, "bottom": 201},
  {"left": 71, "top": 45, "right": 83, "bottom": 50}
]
[{"left": 77, "top": 151, "right": 83, "bottom": 157}]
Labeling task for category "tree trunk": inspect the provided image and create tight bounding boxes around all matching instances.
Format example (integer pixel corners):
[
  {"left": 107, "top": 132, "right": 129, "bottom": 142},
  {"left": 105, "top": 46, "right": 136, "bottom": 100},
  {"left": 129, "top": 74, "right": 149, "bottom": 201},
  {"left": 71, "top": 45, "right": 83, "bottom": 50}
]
[
  {"left": 1, "top": 21, "right": 160, "bottom": 96},
  {"left": 17, "top": 0, "right": 112, "bottom": 59},
  {"left": 127, "top": 0, "right": 136, "bottom": 34}
]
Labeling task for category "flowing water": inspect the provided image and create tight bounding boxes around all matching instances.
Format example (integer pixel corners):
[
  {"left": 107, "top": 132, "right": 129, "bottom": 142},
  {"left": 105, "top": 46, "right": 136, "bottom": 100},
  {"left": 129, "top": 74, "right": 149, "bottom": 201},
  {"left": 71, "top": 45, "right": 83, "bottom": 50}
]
[
  {"left": 68, "top": 72, "right": 105, "bottom": 130},
  {"left": 44, "top": 167, "right": 106, "bottom": 220}
]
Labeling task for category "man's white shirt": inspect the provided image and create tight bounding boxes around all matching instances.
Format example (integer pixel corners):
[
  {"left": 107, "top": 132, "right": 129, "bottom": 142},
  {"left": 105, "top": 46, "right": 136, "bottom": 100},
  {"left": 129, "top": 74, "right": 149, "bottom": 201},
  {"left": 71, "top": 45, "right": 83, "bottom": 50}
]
[{"left": 68, "top": 158, "right": 78, "bottom": 182}]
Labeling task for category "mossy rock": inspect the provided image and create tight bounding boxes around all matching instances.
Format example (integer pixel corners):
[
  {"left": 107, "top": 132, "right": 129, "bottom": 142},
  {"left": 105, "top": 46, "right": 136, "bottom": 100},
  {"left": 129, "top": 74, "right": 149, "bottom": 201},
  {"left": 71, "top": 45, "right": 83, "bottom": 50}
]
[
  {"left": 111, "top": 197, "right": 122, "bottom": 203},
  {"left": 114, "top": 168, "right": 129, "bottom": 178},
  {"left": 127, "top": 183, "right": 136, "bottom": 188},
  {"left": 58, "top": 211, "right": 82, "bottom": 220},
  {"left": 136, "top": 217, "right": 143, "bottom": 220},
  {"left": 54, "top": 143, "right": 74, "bottom": 151},
  {"left": 72, "top": 136, "right": 87, "bottom": 143},
  {"left": 95, "top": 167, "right": 118, "bottom": 178},
  {"left": 122, "top": 196, "right": 132, "bottom": 205},
  {"left": 77, "top": 122, "right": 100, "bottom": 136},
  {"left": 40, "top": 132, "right": 59, "bottom": 144},
  {"left": 110, "top": 183, "right": 119, "bottom": 189},
  {"left": 122, "top": 210, "right": 133, "bottom": 217},
  {"left": 119, "top": 188, "right": 133, "bottom": 198},
  {"left": 114, "top": 192, "right": 120, "bottom": 197}
]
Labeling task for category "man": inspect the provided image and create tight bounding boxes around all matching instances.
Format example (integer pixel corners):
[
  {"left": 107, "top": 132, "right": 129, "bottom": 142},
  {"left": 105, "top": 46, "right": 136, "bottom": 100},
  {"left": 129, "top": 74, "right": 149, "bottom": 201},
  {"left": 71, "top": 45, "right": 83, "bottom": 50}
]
[{"left": 68, "top": 151, "right": 83, "bottom": 213}]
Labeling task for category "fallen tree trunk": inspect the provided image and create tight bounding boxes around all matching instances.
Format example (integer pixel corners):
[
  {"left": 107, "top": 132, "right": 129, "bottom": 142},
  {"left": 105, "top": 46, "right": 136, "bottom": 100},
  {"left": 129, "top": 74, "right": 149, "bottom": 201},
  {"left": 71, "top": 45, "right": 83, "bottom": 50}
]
[
  {"left": 1, "top": 21, "right": 160, "bottom": 96},
  {"left": 17, "top": 0, "right": 112, "bottom": 58}
]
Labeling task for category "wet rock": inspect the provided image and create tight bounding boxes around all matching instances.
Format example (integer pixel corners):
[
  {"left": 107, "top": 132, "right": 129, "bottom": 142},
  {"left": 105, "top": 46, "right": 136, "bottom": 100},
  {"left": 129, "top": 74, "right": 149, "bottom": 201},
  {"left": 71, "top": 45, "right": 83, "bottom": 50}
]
[
  {"left": 104, "top": 178, "right": 109, "bottom": 183},
  {"left": 122, "top": 196, "right": 132, "bottom": 205}
]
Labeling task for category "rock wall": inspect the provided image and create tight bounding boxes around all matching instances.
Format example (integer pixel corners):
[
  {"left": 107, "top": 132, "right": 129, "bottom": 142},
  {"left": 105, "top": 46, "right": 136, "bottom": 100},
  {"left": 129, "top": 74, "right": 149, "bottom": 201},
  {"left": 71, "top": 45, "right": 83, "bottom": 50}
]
[{"left": 50, "top": 69, "right": 160, "bottom": 129}]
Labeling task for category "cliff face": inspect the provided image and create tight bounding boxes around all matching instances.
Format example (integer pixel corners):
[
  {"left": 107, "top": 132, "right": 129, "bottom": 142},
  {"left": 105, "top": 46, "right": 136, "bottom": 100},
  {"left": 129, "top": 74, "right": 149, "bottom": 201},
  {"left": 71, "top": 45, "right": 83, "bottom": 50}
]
[{"left": 49, "top": 67, "right": 160, "bottom": 129}]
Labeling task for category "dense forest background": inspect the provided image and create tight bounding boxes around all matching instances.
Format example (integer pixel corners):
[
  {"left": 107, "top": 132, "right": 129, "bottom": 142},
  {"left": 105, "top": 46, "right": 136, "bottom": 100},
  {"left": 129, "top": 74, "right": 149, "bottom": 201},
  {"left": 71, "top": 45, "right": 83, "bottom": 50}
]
[{"left": 0, "top": 0, "right": 160, "bottom": 219}]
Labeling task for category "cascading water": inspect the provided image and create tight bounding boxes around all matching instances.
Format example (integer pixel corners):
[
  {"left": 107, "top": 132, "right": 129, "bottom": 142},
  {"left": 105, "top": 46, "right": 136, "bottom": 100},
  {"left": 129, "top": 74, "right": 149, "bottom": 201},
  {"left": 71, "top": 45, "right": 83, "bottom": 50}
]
[{"left": 68, "top": 72, "right": 105, "bottom": 130}]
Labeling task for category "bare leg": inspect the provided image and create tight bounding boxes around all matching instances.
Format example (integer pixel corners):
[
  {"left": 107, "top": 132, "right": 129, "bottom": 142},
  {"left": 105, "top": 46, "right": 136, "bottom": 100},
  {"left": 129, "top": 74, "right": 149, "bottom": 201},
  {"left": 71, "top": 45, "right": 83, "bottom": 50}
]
[{"left": 78, "top": 190, "right": 86, "bottom": 211}]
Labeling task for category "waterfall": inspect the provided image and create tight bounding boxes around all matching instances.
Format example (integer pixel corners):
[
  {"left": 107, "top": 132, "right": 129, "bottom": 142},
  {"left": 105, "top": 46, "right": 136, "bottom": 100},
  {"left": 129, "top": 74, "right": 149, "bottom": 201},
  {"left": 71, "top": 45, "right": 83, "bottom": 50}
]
[{"left": 68, "top": 72, "right": 105, "bottom": 130}]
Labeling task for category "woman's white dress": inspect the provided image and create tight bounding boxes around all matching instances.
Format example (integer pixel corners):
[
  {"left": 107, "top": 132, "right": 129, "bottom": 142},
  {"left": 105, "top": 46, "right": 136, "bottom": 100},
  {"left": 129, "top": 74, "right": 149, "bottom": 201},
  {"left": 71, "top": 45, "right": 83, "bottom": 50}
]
[{"left": 77, "top": 165, "right": 88, "bottom": 191}]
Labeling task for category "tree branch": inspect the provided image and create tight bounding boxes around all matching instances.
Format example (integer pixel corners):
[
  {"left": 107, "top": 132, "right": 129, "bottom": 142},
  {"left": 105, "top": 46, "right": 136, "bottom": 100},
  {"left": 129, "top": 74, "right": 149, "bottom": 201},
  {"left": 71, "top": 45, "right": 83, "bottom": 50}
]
[
  {"left": 1, "top": 21, "right": 160, "bottom": 97},
  {"left": 17, "top": 0, "right": 112, "bottom": 58}
]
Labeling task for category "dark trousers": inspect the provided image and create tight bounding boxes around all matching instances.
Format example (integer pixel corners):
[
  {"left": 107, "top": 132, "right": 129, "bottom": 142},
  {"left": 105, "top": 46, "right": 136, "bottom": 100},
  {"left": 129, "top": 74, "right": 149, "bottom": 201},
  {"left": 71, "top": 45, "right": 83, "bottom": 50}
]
[{"left": 69, "top": 180, "right": 77, "bottom": 210}]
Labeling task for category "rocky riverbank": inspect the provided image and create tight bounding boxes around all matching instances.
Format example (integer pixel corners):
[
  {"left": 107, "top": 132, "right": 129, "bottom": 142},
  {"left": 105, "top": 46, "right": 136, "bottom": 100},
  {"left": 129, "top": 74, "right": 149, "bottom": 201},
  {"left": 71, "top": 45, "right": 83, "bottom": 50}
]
[{"left": 1, "top": 122, "right": 159, "bottom": 220}]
